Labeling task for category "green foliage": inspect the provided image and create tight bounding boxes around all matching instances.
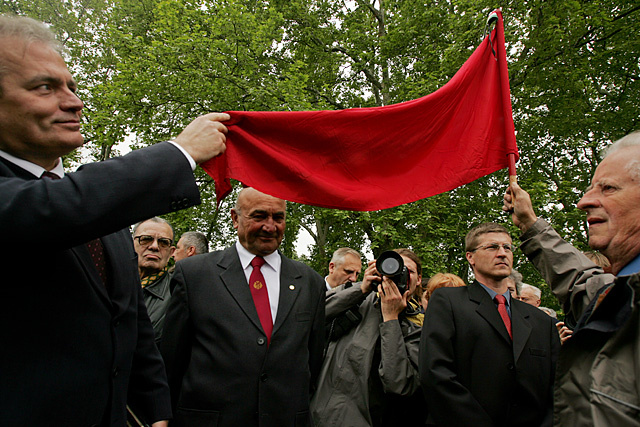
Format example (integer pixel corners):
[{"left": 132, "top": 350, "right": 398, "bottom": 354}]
[{"left": 4, "top": 0, "right": 639, "bottom": 314}]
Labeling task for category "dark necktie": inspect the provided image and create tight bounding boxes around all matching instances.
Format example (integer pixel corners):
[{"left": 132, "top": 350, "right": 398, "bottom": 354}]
[
  {"left": 41, "top": 171, "right": 108, "bottom": 287},
  {"left": 494, "top": 294, "right": 512, "bottom": 339},
  {"left": 249, "top": 256, "right": 273, "bottom": 343}
]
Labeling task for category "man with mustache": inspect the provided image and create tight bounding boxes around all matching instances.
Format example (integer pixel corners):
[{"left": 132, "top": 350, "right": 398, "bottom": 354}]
[
  {"left": 503, "top": 130, "right": 640, "bottom": 426},
  {"left": 161, "top": 187, "right": 325, "bottom": 427},
  {"left": 419, "top": 222, "right": 559, "bottom": 426},
  {"left": 0, "top": 14, "right": 229, "bottom": 427}
]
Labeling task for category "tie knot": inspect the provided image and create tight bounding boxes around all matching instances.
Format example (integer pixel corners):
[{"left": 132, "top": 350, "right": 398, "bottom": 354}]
[
  {"left": 41, "top": 171, "right": 61, "bottom": 180},
  {"left": 251, "top": 256, "right": 265, "bottom": 269},
  {"left": 494, "top": 294, "right": 507, "bottom": 305}
]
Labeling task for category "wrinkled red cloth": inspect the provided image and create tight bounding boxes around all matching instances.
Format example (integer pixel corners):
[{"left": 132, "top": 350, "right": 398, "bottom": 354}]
[{"left": 203, "top": 10, "right": 517, "bottom": 211}]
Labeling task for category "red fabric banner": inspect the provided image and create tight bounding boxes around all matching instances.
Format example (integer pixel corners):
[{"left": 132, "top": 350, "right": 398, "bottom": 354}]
[{"left": 203, "top": 10, "right": 517, "bottom": 211}]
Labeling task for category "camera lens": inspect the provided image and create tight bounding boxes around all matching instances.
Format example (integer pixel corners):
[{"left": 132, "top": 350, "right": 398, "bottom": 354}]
[
  {"left": 379, "top": 258, "right": 400, "bottom": 275},
  {"left": 376, "top": 251, "right": 404, "bottom": 276}
]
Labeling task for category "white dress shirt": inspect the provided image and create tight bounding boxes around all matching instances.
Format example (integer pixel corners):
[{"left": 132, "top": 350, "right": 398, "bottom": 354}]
[{"left": 235, "top": 241, "right": 282, "bottom": 322}]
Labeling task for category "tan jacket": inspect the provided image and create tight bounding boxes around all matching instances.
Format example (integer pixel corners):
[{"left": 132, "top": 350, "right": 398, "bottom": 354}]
[{"left": 521, "top": 219, "right": 640, "bottom": 426}]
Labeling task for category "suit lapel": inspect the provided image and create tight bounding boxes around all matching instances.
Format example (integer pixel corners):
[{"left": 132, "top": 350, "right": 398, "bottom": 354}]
[
  {"left": 219, "top": 247, "right": 265, "bottom": 334},
  {"left": 272, "top": 255, "right": 302, "bottom": 336},
  {"left": 71, "top": 241, "right": 111, "bottom": 306},
  {"left": 102, "top": 230, "right": 135, "bottom": 312},
  {"left": 469, "top": 281, "right": 512, "bottom": 344},
  {"left": 510, "top": 300, "right": 532, "bottom": 362}
]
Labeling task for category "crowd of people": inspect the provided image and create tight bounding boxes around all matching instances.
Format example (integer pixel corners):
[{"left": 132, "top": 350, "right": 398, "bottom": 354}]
[{"left": 1, "top": 13, "right": 639, "bottom": 427}]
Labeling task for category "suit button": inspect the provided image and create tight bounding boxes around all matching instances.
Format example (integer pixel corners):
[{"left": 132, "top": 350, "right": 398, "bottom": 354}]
[
  {"left": 257, "top": 337, "right": 266, "bottom": 345},
  {"left": 112, "top": 368, "right": 119, "bottom": 378},
  {"left": 260, "top": 373, "right": 268, "bottom": 382},
  {"left": 507, "top": 363, "right": 515, "bottom": 371}
]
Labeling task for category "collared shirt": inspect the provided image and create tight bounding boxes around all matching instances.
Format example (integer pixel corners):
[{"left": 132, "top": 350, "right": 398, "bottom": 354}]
[
  {"left": 235, "top": 241, "right": 281, "bottom": 322},
  {"left": 478, "top": 281, "right": 512, "bottom": 318},
  {"left": 0, "top": 149, "right": 65, "bottom": 178},
  {"left": 324, "top": 276, "right": 332, "bottom": 291},
  {"left": 618, "top": 253, "right": 640, "bottom": 277},
  {"left": 0, "top": 140, "right": 194, "bottom": 178}
]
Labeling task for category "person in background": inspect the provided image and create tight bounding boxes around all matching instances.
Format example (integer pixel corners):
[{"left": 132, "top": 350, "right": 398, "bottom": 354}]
[
  {"left": 312, "top": 249, "right": 425, "bottom": 426},
  {"left": 420, "top": 222, "right": 559, "bottom": 427},
  {"left": 133, "top": 217, "right": 176, "bottom": 343},
  {"left": 173, "top": 230, "right": 209, "bottom": 262},
  {"left": 421, "top": 272, "right": 466, "bottom": 311},
  {"left": 325, "top": 247, "right": 362, "bottom": 290}
]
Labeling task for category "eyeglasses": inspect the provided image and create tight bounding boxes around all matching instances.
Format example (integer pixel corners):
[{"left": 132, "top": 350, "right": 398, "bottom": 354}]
[
  {"left": 471, "top": 243, "right": 516, "bottom": 253},
  {"left": 134, "top": 235, "right": 173, "bottom": 248}
]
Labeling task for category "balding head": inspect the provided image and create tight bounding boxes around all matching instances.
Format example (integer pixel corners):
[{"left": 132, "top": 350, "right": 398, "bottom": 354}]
[{"left": 231, "top": 188, "right": 286, "bottom": 256}]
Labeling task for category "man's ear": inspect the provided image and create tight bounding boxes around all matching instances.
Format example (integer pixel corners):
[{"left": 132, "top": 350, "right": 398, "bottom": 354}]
[
  {"left": 465, "top": 251, "right": 475, "bottom": 269},
  {"left": 230, "top": 209, "right": 239, "bottom": 229},
  {"left": 187, "top": 246, "right": 196, "bottom": 257},
  {"left": 170, "top": 246, "right": 176, "bottom": 256},
  {"left": 328, "top": 262, "right": 336, "bottom": 274}
]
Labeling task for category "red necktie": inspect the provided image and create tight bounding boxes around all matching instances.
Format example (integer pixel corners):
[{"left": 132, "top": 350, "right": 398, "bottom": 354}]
[
  {"left": 494, "top": 295, "right": 512, "bottom": 339},
  {"left": 41, "top": 172, "right": 108, "bottom": 287},
  {"left": 249, "top": 256, "right": 273, "bottom": 343}
]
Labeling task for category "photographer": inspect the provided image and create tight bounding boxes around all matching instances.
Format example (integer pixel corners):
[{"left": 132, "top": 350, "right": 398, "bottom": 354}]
[{"left": 311, "top": 249, "right": 425, "bottom": 426}]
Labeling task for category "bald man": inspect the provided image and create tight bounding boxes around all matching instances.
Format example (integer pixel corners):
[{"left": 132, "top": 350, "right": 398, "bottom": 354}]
[{"left": 161, "top": 188, "right": 325, "bottom": 427}]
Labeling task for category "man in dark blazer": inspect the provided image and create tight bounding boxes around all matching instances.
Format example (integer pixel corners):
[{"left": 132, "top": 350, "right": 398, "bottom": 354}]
[
  {"left": 161, "top": 187, "right": 326, "bottom": 427},
  {"left": 0, "top": 15, "right": 229, "bottom": 427},
  {"left": 419, "top": 223, "right": 559, "bottom": 427}
]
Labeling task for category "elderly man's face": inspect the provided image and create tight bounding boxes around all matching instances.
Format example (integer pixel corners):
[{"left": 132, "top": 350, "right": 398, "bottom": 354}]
[
  {"left": 328, "top": 254, "right": 362, "bottom": 287},
  {"left": 518, "top": 288, "right": 541, "bottom": 307},
  {"left": 577, "top": 147, "right": 640, "bottom": 274},
  {"left": 173, "top": 236, "right": 191, "bottom": 262},
  {"left": 134, "top": 221, "right": 175, "bottom": 278},
  {"left": 0, "top": 39, "right": 84, "bottom": 169},
  {"left": 231, "top": 189, "right": 286, "bottom": 257}
]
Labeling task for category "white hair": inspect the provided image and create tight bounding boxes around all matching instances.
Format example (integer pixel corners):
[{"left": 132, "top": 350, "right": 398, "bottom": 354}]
[
  {"left": 520, "top": 283, "right": 541, "bottom": 299},
  {"left": 603, "top": 130, "right": 640, "bottom": 182}
]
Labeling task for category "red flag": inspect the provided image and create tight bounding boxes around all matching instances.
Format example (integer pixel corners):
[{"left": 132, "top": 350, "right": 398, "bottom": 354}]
[{"left": 203, "top": 10, "right": 517, "bottom": 211}]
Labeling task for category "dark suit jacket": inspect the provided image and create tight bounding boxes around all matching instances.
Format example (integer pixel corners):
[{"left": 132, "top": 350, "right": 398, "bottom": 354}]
[
  {"left": 160, "top": 245, "right": 326, "bottom": 427},
  {"left": 0, "top": 143, "right": 200, "bottom": 426},
  {"left": 419, "top": 281, "right": 560, "bottom": 427}
]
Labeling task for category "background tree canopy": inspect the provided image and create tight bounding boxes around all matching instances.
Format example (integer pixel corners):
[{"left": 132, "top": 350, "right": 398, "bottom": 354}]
[{"left": 4, "top": 0, "right": 638, "bottom": 312}]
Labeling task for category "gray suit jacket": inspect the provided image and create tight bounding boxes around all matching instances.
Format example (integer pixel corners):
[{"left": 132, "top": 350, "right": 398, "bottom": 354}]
[{"left": 161, "top": 245, "right": 325, "bottom": 427}]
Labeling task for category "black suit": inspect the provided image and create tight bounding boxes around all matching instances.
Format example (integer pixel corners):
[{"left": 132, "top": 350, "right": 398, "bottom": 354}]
[
  {"left": 0, "top": 143, "right": 199, "bottom": 426},
  {"left": 419, "top": 281, "right": 559, "bottom": 427},
  {"left": 160, "top": 245, "right": 325, "bottom": 427}
]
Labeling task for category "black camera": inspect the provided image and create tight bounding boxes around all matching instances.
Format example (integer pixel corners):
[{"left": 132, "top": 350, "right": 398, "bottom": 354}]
[{"left": 375, "top": 251, "right": 409, "bottom": 294}]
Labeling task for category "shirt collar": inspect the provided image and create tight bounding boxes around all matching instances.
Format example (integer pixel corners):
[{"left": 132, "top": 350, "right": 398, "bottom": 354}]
[
  {"left": 477, "top": 280, "right": 512, "bottom": 304},
  {"left": 0, "top": 149, "right": 64, "bottom": 178},
  {"left": 235, "top": 241, "right": 281, "bottom": 272},
  {"left": 618, "top": 253, "right": 640, "bottom": 277}
]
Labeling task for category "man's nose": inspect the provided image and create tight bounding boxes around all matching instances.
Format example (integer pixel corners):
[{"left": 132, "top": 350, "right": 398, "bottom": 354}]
[
  {"left": 577, "top": 189, "right": 600, "bottom": 212},
  {"left": 261, "top": 217, "right": 276, "bottom": 232},
  {"left": 60, "top": 88, "right": 84, "bottom": 112}
]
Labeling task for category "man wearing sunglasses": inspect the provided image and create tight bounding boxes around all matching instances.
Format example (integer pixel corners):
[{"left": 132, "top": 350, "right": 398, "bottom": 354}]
[
  {"left": 419, "top": 222, "right": 559, "bottom": 427},
  {"left": 133, "top": 217, "right": 176, "bottom": 343}
]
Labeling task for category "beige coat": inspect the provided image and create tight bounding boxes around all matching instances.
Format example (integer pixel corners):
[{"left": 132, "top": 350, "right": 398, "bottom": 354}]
[{"left": 521, "top": 219, "right": 640, "bottom": 426}]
